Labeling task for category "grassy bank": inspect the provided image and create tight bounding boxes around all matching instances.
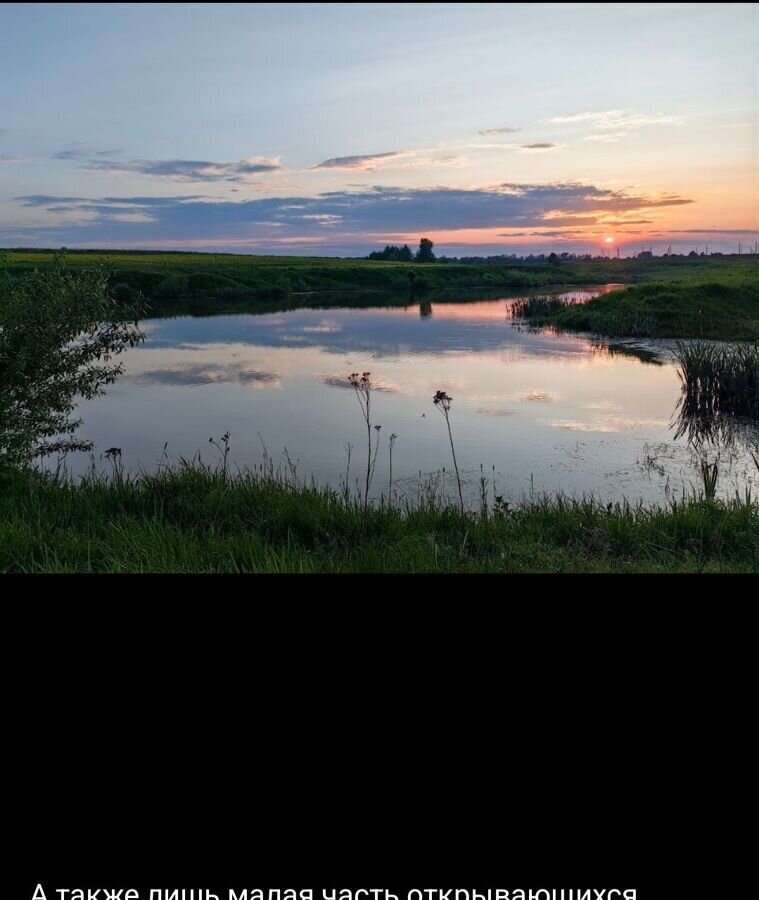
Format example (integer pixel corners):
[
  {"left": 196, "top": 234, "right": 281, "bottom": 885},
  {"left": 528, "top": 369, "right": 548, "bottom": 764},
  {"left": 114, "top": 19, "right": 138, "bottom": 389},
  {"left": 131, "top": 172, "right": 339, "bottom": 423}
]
[
  {"left": 1, "top": 465, "right": 756, "bottom": 573},
  {"left": 4, "top": 250, "right": 757, "bottom": 309},
  {"left": 4, "top": 250, "right": 575, "bottom": 300},
  {"left": 515, "top": 282, "right": 759, "bottom": 341}
]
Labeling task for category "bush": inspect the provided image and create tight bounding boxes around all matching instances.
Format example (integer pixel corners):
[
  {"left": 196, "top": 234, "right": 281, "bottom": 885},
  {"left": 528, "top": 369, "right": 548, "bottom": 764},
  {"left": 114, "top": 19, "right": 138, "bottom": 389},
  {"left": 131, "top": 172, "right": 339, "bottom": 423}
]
[{"left": 0, "top": 258, "right": 143, "bottom": 465}]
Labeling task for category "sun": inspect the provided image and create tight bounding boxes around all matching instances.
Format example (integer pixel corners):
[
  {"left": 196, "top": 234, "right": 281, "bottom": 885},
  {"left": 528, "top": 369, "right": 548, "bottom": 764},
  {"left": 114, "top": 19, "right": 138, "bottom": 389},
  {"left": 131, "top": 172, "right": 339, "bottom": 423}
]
[{"left": 604, "top": 236, "right": 615, "bottom": 244}]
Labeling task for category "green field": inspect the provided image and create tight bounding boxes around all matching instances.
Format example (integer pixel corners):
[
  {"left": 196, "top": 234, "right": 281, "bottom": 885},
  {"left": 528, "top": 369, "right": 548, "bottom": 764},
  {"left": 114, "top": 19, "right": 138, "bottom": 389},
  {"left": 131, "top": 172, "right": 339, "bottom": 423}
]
[
  {"left": 2, "top": 249, "right": 584, "bottom": 299},
  {"left": 1, "top": 465, "right": 756, "bottom": 573},
  {"left": 3, "top": 249, "right": 758, "bottom": 314}
]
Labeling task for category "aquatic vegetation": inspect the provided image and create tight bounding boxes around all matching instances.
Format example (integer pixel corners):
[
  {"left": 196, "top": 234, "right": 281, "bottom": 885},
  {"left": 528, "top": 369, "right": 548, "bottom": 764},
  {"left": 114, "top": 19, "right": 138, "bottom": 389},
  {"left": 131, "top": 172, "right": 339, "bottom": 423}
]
[
  {"left": 514, "top": 282, "right": 759, "bottom": 341},
  {"left": 672, "top": 340, "right": 758, "bottom": 419},
  {"left": 699, "top": 457, "right": 720, "bottom": 502},
  {"left": 510, "top": 295, "right": 582, "bottom": 322}
]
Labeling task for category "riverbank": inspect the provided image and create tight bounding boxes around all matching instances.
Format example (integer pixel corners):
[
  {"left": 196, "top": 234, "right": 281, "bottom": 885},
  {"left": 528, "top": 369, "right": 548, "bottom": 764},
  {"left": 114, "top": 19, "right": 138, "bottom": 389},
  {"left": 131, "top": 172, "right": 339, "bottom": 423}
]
[
  {"left": 2, "top": 466, "right": 756, "bottom": 573},
  {"left": 3, "top": 250, "right": 596, "bottom": 300},
  {"left": 514, "top": 281, "right": 759, "bottom": 341},
  {"left": 4, "top": 250, "right": 757, "bottom": 310}
]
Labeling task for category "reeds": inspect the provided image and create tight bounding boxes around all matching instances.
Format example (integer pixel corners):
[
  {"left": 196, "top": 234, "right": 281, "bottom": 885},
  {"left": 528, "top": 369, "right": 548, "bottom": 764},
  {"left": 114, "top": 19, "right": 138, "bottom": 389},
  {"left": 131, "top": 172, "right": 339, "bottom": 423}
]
[
  {"left": 699, "top": 457, "right": 719, "bottom": 501},
  {"left": 511, "top": 295, "right": 578, "bottom": 322},
  {"left": 673, "top": 341, "right": 758, "bottom": 419}
]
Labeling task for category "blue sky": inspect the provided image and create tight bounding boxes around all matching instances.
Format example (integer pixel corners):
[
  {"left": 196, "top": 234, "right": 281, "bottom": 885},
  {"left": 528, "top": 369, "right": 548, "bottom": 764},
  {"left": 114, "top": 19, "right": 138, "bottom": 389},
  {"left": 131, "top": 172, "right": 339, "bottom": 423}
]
[{"left": 1, "top": 2, "right": 757, "bottom": 254}]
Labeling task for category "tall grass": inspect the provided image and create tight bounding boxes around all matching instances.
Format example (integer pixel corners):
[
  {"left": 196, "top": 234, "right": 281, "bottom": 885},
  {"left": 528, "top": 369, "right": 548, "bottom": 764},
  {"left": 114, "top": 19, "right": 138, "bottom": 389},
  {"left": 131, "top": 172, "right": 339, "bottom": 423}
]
[
  {"left": 513, "top": 282, "right": 759, "bottom": 341},
  {"left": 1, "top": 462, "right": 756, "bottom": 573},
  {"left": 673, "top": 341, "right": 758, "bottom": 419},
  {"left": 698, "top": 457, "right": 720, "bottom": 502},
  {"left": 511, "top": 295, "right": 580, "bottom": 321}
]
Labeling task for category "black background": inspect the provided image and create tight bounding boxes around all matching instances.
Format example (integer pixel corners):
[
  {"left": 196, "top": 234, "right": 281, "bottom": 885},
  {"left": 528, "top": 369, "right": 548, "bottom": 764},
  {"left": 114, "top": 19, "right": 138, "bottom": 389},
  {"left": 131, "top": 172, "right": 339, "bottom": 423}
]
[{"left": 10, "top": 595, "right": 756, "bottom": 899}]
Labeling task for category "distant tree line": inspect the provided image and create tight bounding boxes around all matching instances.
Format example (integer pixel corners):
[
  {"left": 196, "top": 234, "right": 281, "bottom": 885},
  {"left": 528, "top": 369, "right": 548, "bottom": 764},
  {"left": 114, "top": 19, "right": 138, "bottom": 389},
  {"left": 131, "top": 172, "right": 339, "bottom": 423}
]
[
  {"left": 366, "top": 243, "right": 752, "bottom": 264},
  {"left": 368, "top": 244, "right": 413, "bottom": 262},
  {"left": 368, "top": 238, "right": 436, "bottom": 262}
]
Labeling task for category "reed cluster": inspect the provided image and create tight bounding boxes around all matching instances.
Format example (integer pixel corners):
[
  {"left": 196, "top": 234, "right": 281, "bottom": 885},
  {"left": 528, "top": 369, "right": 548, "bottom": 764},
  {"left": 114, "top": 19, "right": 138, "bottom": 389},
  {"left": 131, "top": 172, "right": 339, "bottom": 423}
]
[{"left": 673, "top": 341, "right": 758, "bottom": 419}]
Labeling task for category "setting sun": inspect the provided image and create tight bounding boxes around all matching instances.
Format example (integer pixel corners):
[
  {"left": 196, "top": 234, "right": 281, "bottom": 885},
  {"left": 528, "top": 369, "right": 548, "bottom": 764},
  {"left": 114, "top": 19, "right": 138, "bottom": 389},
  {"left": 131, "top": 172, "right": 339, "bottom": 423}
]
[{"left": 604, "top": 236, "right": 615, "bottom": 244}]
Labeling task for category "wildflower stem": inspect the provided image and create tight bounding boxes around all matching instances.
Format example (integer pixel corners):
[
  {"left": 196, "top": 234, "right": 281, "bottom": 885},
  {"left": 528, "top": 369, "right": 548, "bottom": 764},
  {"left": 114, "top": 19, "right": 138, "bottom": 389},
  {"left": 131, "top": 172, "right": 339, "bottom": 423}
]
[
  {"left": 433, "top": 390, "right": 464, "bottom": 515},
  {"left": 349, "top": 372, "right": 375, "bottom": 515},
  {"left": 365, "top": 391, "right": 371, "bottom": 510},
  {"left": 445, "top": 412, "right": 463, "bottom": 514}
]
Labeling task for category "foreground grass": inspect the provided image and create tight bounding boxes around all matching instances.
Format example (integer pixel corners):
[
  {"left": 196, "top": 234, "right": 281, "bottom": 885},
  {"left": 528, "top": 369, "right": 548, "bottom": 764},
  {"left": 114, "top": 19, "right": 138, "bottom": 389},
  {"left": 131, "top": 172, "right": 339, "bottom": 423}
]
[
  {"left": 1, "top": 466, "right": 756, "bottom": 573},
  {"left": 516, "top": 282, "right": 759, "bottom": 341}
]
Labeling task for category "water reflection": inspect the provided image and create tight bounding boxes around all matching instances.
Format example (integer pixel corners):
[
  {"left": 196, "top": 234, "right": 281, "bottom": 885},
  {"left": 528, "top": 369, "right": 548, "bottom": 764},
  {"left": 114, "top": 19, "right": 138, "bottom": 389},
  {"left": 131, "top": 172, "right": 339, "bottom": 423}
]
[
  {"left": 141, "top": 299, "right": 620, "bottom": 359},
  {"left": 136, "top": 363, "right": 281, "bottom": 388},
  {"left": 52, "top": 286, "right": 757, "bottom": 506},
  {"left": 671, "top": 398, "right": 759, "bottom": 455},
  {"left": 668, "top": 341, "right": 759, "bottom": 456},
  {"left": 592, "top": 342, "right": 665, "bottom": 366}
]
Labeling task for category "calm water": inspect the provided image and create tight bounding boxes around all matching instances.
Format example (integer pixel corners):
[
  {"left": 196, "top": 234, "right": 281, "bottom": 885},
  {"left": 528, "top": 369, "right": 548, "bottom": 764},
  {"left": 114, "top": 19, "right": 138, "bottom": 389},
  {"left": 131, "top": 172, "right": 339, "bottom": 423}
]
[{"left": 53, "top": 286, "right": 759, "bottom": 507}]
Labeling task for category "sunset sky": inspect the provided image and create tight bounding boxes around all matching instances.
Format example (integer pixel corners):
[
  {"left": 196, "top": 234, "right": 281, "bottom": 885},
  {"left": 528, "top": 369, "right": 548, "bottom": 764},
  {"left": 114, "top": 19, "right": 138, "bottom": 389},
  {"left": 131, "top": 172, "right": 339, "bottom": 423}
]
[{"left": 1, "top": 2, "right": 757, "bottom": 256}]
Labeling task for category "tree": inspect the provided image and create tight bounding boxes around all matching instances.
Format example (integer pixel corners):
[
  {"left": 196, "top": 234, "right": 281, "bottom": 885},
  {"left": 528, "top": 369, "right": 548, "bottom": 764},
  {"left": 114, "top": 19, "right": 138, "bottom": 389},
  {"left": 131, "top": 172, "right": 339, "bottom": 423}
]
[
  {"left": 0, "top": 257, "right": 144, "bottom": 466},
  {"left": 368, "top": 243, "right": 414, "bottom": 261},
  {"left": 415, "top": 238, "right": 435, "bottom": 263}
]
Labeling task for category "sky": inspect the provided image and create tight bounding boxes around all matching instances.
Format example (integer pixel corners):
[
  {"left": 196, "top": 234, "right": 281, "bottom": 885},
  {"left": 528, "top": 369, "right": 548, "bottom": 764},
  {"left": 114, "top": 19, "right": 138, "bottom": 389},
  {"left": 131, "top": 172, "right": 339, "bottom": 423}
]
[{"left": 1, "top": 2, "right": 757, "bottom": 256}]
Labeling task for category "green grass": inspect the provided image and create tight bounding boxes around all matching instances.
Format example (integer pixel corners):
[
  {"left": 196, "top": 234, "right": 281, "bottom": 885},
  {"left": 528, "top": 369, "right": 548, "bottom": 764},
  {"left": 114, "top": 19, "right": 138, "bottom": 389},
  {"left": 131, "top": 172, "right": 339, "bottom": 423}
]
[
  {"left": 1, "top": 465, "right": 756, "bottom": 573},
  {"left": 515, "top": 281, "right": 759, "bottom": 341},
  {"left": 673, "top": 340, "right": 758, "bottom": 418},
  {"left": 3, "top": 249, "right": 576, "bottom": 300},
  {"left": 537, "top": 254, "right": 759, "bottom": 287},
  {"left": 4, "top": 250, "right": 757, "bottom": 315}
]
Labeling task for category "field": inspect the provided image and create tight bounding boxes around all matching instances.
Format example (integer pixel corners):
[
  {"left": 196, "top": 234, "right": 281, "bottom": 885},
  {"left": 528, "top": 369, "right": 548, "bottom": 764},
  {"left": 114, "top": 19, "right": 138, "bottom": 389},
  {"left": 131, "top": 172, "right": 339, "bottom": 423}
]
[
  {"left": 1, "top": 464, "right": 756, "bottom": 573},
  {"left": 2, "top": 249, "right": 587, "bottom": 299},
  {"left": 3, "top": 249, "right": 758, "bottom": 309}
]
